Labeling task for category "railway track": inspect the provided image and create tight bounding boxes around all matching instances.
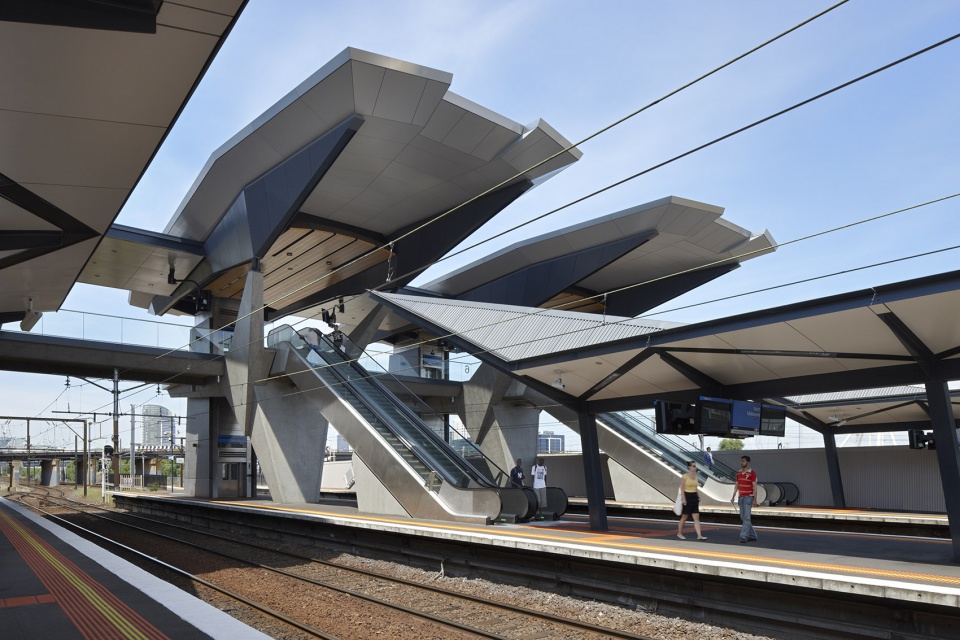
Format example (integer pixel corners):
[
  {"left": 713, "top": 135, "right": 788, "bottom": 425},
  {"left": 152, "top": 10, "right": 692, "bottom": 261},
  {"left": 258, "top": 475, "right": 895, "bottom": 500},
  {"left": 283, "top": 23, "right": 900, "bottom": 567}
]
[{"left": 14, "top": 487, "right": 656, "bottom": 640}]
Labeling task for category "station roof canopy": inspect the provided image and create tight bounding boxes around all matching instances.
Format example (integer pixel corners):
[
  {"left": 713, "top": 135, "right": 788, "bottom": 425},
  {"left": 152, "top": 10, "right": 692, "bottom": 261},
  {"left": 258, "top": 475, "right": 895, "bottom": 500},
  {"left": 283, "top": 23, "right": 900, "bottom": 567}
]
[
  {"left": 779, "top": 386, "right": 960, "bottom": 434},
  {"left": 374, "top": 267, "right": 960, "bottom": 425},
  {"left": 0, "top": 0, "right": 246, "bottom": 323},
  {"left": 419, "top": 195, "right": 775, "bottom": 317},
  {"left": 82, "top": 47, "right": 582, "bottom": 318}
]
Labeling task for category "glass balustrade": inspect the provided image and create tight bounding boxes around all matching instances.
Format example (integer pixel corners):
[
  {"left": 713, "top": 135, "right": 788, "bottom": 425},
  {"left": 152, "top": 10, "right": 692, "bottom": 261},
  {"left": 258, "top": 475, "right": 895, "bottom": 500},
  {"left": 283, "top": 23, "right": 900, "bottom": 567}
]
[{"left": 3, "top": 309, "right": 195, "bottom": 351}]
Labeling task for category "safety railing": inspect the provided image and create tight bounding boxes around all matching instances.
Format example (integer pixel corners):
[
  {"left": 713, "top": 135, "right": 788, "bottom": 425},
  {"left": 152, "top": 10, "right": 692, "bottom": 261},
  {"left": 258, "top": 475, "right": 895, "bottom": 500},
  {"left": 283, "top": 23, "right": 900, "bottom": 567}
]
[
  {"left": 331, "top": 331, "right": 509, "bottom": 484},
  {"left": 3, "top": 308, "right": 195, "bottom": 350}
]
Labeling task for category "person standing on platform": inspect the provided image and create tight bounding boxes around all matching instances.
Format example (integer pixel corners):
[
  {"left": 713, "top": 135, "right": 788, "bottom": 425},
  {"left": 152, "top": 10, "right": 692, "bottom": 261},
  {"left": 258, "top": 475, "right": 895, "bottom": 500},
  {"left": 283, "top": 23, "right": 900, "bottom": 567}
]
[
  {"left": 703, "top": 447, "right": 714, "bottom": 466},
  {"left": 509, "top": 459, "right": 525, "bottom": 488},
  {"left": 677, "top": 461, "right": 707, "bottom": 540},
  {"left": 531, "top": 457, "right": 548, "bottom": 516},
  {"left": 731, "top": 455, "right": 759, "bottom": 543},
  {"left": 330, "top": 324, "right": 345, "bottom": 350}
]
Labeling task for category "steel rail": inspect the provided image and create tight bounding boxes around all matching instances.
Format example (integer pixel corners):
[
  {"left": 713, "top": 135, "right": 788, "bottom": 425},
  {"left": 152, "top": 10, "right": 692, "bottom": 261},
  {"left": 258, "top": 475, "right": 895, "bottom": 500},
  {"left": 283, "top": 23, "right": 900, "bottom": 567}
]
[
  {"left": 10, "top": 492, "right": 338, "bottom": 640},
  {"left": 28, "top": 488, "right": 654, "bottom": 640}
]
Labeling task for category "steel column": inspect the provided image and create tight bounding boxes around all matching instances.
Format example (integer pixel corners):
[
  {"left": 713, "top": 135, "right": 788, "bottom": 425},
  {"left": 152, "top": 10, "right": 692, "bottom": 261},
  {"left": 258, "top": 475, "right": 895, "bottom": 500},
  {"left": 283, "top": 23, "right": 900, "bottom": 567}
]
[
  {"left": 577, "top": 412, "right": 608, "bottom": 531},
  {"left": 112, "top": 367, "right": 119, "bottom": 492},
  {"left": 822, "top": 431, "right": 846, "bottom": 508},
  {"left": 924, "top": 380, "right": 960, "bottom": 562}
]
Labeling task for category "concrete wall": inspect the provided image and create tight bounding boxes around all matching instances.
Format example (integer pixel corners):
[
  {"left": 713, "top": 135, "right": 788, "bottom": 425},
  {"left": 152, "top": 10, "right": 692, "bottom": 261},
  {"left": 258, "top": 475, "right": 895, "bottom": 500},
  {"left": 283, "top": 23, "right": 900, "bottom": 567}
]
[
  {"left": 521, "top": 447, "right": 945, "bottom": 513},
  {"left": 715, "top": 446, "right": 945, "bottom": 512},
  {"left": 316, "top": 446, "right": 946, "bottom": 513}
]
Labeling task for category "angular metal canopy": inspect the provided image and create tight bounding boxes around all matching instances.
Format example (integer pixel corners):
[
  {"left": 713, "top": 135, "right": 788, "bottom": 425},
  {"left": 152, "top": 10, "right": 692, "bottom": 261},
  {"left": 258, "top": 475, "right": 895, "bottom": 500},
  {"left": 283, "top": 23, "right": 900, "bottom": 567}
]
[
  {"left": 373, "top": 268, "right": 960, "bottom": 416},
  {"left": 0, "top": 0, "right": 246, "bottom": 320},
  {"left": 420, "top": 195, "right": 775, "bottom": 316}
]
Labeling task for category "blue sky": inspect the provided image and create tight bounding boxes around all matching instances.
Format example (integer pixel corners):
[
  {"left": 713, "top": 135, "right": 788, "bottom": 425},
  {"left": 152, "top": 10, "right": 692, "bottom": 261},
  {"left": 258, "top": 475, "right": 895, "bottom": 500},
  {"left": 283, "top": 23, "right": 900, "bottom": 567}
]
[{"left": 3, "top": 0, "right": 958, "bottom": 448}]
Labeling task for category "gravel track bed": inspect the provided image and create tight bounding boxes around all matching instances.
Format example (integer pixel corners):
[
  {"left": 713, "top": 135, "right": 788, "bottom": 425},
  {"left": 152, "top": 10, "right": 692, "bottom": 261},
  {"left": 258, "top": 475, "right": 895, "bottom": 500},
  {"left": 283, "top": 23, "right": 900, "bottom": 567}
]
[{"left": 17, "top": 490, "right": 776, "bottom": 640}]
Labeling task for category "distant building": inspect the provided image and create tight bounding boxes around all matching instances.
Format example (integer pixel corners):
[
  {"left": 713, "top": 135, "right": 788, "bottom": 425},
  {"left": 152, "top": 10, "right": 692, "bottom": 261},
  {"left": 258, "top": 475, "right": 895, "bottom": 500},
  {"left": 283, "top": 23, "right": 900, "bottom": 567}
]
[
  {"left": 336, "top": 434, "right": 351, "bottom": 452},
  {"left": 142, "top": 405, "right": 175, "bottom": 447},
  {"left": 538, "top": 431, "right": 565, "bottom": 454}
]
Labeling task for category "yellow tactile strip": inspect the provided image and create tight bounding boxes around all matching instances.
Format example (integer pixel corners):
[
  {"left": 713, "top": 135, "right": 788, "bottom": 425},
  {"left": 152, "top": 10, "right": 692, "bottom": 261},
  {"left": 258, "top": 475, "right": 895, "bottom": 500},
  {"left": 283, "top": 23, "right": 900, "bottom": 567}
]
[{"left": 215, "top": 501, "right": 960, "bottom": 587}]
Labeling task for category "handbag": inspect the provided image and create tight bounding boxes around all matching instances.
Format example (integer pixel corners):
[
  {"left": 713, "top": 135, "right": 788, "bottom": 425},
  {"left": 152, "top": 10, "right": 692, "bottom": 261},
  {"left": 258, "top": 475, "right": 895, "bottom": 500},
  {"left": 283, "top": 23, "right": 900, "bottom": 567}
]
[{"left": 673, "top": 488, "right": 683, "bottom": 516}]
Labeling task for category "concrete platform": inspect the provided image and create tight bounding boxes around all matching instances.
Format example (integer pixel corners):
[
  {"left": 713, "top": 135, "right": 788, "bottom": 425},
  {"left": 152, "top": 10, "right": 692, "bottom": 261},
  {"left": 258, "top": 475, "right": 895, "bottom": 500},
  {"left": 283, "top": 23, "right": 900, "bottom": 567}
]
[
  {"left": 119, "top": 492, "right": 960, "bottom": 610},
  {"left": 569, "top": 498, "right": 951, "bottom": 535},
  {"left": 0, "top": 497, "right": 268, "bottom": 640}
]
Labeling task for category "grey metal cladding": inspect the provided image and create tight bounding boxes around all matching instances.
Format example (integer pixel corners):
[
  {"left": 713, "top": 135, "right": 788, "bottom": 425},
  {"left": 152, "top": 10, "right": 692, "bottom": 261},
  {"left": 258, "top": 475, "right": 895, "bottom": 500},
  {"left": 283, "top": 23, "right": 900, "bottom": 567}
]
[
  {"left": 205, "top": 117, "right": 361, "bottom": 273},
  {"left": 205, "top": 192, "right": 253, "bottom": 273},
  {"left": 604, "top": 262, "right": 740, "bottom": 317},
  {"left": 390, "top": 180, "right": 532, "bottom": 278},
  {"left": 458, "top": 230, "right": 657, "bottom": 307}
]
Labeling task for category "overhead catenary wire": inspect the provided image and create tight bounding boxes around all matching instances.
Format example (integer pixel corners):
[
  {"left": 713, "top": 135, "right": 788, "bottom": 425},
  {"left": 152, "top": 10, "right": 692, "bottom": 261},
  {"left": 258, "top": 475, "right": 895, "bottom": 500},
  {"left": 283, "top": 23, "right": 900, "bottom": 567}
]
[
  {"left": 73, "top": 191, "right": 960, "bottom": 425},
  {"left": 244, "top": 191, "right": 960, "bottom": 387},
  {"left": 127, "top": 234, "right": 960, "bottom": 432},
  {"left": 35, "top": 13, "right": 960, "bottom": 424},
  {"left": 86, "top": 2, "right": 852, "bottom": 388},
  {"left": 126, "top": 18, "right": 960, "bottom": 388}
]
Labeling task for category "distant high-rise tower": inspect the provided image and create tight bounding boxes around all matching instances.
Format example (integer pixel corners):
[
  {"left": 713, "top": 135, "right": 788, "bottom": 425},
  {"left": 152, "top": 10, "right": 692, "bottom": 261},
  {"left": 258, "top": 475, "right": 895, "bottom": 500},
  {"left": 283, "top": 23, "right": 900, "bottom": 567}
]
[{"left": 142, "top": 405, "right": 174, "bottom": 447}]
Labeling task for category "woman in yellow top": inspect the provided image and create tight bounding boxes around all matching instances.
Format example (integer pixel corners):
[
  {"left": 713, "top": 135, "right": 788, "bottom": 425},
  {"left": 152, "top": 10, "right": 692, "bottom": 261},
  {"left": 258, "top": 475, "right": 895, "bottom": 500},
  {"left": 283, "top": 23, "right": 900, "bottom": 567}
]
[{"left": 677, "top": 461, "right": 707, "bottom": 540}]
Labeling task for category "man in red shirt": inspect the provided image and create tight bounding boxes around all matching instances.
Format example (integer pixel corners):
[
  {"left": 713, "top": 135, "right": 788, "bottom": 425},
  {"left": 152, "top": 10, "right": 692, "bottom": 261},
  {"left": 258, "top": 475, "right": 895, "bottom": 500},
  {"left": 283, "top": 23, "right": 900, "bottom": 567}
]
[{"left": 731, "top": 455, "right": 759, "bottom": 543}]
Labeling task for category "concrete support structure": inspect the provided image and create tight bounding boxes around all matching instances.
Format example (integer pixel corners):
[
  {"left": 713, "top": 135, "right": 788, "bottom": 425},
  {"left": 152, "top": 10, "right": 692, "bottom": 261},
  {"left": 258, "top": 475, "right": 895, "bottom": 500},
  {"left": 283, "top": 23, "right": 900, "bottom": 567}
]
[
  {"left": 251, "top": 384, "right": 328, "bottom": 503},
  {"left": 8, "top": 460, "right": 20, "bottom": 489},
  {"left": 459, "top": 365, "right": 540, "bottom": 479},
  {"left": 219, "top": 269, "right": 329, "bottom": 503},
  {"left": 347, "top": 304, "right": 390, "bottom": 351},
  {"left": 822, "top": 431, "right": 846, "bottom": 508},
  {"left": 184, "top": 396, "right": 216, "bottom": 498},
  {"left": 179, "top": 311, "right": 219, "bottom": 499},
  {"left": 223, "top": 270, "right": 271, "bottom": 437},
  {"left": 40, "top": 459, "right": 59, "bottom": 486}
]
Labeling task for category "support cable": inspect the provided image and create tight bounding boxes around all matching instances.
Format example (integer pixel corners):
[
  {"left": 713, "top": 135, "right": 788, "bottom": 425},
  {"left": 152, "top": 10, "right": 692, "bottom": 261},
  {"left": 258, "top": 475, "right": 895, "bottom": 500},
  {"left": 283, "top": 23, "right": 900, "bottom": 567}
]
[
  {"left": 55, "top": 14, "right": 960, "bottom": 418},
  {"left": 93, "top": 2, "right": 854, "bottom": 383}
]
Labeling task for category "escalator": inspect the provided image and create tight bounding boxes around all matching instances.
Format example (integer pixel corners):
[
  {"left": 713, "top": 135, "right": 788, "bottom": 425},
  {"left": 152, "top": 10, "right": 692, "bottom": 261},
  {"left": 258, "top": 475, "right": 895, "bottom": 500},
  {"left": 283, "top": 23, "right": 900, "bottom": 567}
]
[
  {"left": 531, "top": 384, "right": 760, "bottom": 505},
  {"left": 267, "top": 326, "right": 551, "bottom": 523},
  {"left": 596, "top": 411, "right": 746, "bottom": 504}
]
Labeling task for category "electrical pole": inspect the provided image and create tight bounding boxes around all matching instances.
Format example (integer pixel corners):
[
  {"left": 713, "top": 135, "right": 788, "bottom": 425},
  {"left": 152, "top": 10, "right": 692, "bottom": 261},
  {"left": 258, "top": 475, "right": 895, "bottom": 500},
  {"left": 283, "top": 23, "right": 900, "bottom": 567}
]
[
  {"left": 83, "top": 420, "right": 88, "bottom": 498},
  {"left": 112, "top": 367, "right": 119, "bottom": 497}
]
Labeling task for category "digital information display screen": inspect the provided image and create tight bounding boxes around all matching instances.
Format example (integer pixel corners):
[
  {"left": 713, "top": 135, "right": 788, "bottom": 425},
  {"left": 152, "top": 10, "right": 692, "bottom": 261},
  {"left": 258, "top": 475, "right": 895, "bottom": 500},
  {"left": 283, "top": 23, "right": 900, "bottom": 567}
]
[
  {"left": 730, "top": 400, "right": 761, "bottom": 435},
  {"left": 698, "top": 397, "right": 733, "bottom": 434},
  {"left": 759, "top": 403, "right": 787, "bottom": 437}
]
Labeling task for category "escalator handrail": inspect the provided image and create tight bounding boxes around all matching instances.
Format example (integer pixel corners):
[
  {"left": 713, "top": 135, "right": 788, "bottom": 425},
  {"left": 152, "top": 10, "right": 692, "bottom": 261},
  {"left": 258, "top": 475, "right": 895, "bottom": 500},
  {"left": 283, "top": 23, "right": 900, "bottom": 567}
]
[
  {"left": 598, "top": 411, "right": 737, "bottom": 484},
  {"left": 314, "top": 334, "right": 492, "bottom": 488},
  {"left": 290, "top": 333, "right": 462, "bottom": 486},
  {"left": 614, "top": 411, "right": 740, "bottom": 480},
  {"left": 598, "top": 412, "right": 703, "bottom": 480},
  {"left": 296, "top": 331, "right": 479, "bottom": 489},
  {"left": 313, "top": 330, "right": 503, "bottom": 489},
  {"left": 334, "top": 333, "right": 510, "bottom": 485}
]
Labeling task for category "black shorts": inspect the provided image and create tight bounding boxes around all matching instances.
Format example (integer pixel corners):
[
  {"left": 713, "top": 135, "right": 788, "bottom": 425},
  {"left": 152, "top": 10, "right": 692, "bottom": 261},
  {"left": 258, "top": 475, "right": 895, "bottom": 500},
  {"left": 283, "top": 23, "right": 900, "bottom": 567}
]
[{"left": 682, "top": 491, "right": 700, "bottom": 515}]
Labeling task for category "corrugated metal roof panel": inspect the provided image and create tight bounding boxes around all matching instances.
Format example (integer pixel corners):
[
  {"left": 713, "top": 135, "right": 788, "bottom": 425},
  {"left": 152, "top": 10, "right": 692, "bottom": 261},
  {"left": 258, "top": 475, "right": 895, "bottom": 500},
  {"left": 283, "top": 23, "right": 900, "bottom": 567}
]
[
  {"left": 786, "top": 386, "right": 927, "bottom": 405},
  {"left": 379, "top": 293, "right": 677, "bottom": 362}
]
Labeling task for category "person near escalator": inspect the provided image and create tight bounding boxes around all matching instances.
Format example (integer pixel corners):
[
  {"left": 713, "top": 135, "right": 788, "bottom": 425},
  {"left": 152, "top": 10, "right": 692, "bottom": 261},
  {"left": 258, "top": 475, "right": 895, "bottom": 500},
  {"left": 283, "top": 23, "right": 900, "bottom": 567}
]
[
  {"left": 677, "top": 461, "right": 707, "bottom": 540},
  {"left": 731, "top": 455, "right": 759, "bottom": 543},
  {"left": 531, "top": 458, "right": 547, "bottom": 516},
  {"left": 509, "top": 459, "right": 524, "bottom": 488},
  {"left": 330, "top": 325, "right": 344, "bottom": 350}
]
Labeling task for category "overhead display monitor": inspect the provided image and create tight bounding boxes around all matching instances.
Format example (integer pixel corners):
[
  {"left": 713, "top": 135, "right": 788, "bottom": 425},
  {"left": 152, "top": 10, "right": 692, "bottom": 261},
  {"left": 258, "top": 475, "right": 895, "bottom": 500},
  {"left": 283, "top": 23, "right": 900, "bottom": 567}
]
[
  {"left": 759, "top": 403, "right": 787, "bottom": 437},
  {"left": 730, "top": 400, "right": 761, "bottom": 436},
  {"left": 697, "top": 397, "right": 733, "bottom": 435},
  {"left": 655, "top": 400, "right": 696, "bottom": 435}
]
